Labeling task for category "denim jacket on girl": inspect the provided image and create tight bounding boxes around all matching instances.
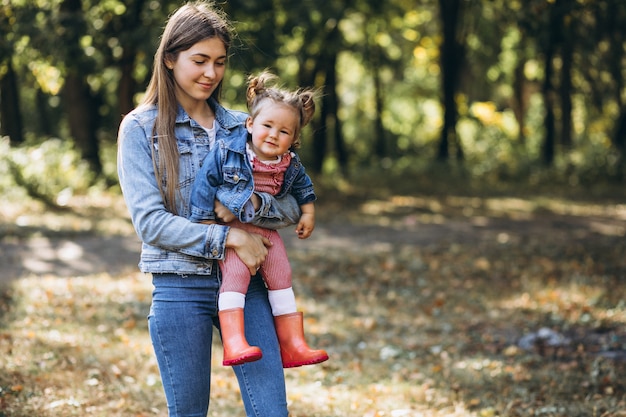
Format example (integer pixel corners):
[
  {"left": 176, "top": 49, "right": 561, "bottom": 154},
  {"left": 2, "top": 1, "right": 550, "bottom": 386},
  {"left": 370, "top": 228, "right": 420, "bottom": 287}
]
[
  {"left": 189, "top": 132, "right": 316, "bottom": 224},
  {"left": 117, "top": 98, "right": 302, "bottom": 274}
]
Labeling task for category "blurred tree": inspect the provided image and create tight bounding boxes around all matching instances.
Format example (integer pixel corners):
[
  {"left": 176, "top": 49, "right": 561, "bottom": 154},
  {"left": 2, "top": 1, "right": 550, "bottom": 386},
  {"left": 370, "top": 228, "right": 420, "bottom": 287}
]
[
  {"left": 361, "top": 0, "right": 408, "bottom": 162},
  {"left": 437, "top": 0, "right": 465, "bottom": 162},
  {"left": 559, "top": 10, "right": 573, "bottom": 150},
  {"left": 599, "top": 1, "right": 626, "bottom": 172},
  {"left": 517, "top": 0, "right": 626, "bottom": 171},
  {"left": 540, "top": 0, "right": 576, "bottom": 164},
  {"left": 104, "top": 0, "right": 149, "bottom": 118},
  {"left": 539, "top": 1, "right": 559, "bottom": 166},
  {"left": 312, "top": 22, "right": 345, "bottom": 174},
  {"left": 0, "top": 2, "right": 24, "bottom": 144},
  {"left": 57, "top": 0, "right": 101, "bottom": 174},
  {"left": 3, "top": 0, "right": 626, "bottom": 184},
  {"left": 87, "top": 0, "right": 174, "bottom": 121},
  {"left": 0, "top": 61, "right": 23, "bottom": 145},
  {"left": 226, "top": 0, "right": 352, "bottom": 174},
  {"left": 6, "top": 0, "right": 175, "bottom": 176}
]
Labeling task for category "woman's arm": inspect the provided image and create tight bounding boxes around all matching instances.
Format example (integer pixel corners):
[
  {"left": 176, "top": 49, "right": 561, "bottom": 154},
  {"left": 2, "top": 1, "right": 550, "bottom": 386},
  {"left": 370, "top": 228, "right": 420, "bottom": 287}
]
[{"left": 117, "top": 115, "right": 228, "bottom": 260}]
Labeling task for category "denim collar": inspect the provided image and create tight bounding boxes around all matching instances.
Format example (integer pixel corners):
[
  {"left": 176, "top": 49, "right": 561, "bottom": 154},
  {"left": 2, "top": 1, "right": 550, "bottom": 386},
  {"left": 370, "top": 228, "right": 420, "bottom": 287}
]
[{"left": 174, "top": 98, "right": 241, "bottom": 130}]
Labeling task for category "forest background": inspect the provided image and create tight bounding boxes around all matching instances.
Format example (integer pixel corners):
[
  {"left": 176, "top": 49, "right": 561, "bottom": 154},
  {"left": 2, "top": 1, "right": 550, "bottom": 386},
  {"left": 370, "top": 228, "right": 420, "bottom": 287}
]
[
  {"left": 1, "top": 0, "right": 626, "bottom": 416},
  {"left": 2, "top": 0, "right": 626, "bottom": 189}
]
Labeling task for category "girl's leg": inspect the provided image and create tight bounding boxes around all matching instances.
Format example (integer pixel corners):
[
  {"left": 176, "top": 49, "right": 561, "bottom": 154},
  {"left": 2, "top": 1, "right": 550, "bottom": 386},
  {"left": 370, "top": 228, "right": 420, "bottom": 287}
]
[
  {"left": 259, "top": 231, "right": 297, "bottom": 315},
  {"left": 148, "top": 273, "right": 220, "bottom": 417},
  {"left": 219, "top": 248, "right": 253, "bottom": 294},
  {"left": 259, "top": 231, "right": 329, "bottom": 368},
  {"left": 218, "top": 251, "right": 262, "bottom": 366},
  {"left": 258, "top": 230, "right": 292, "bottom": 291},
  {"left": 232, "top": 274, "right": 289, "bottom": 417}
]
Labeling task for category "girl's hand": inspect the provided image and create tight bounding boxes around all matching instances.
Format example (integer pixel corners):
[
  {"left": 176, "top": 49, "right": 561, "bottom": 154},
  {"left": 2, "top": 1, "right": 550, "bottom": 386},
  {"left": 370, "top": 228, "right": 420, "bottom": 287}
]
[
  {"left": 226, "top": 227, "right": 272, "bottom": 274},
  {"left": 295, "top": 212, "right": 315, "bottom": 239},
  {"left": 249, "top": 193, "right": 261, "bottom": 210},
  {"left": 214, "top": 200, "right": 236, "bottom": 223}
]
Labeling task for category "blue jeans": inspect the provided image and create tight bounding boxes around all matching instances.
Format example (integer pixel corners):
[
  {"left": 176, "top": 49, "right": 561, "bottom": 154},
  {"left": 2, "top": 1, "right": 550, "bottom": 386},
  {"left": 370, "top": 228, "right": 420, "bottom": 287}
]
[{"left": 148, "top": 272, "right": 288, "bottom": 417}]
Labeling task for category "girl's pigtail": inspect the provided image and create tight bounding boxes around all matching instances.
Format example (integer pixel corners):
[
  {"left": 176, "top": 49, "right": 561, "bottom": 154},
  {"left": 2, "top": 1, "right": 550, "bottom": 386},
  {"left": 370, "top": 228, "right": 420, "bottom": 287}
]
[
  {"left": 246, "top": 76, "right": 259, "bottom": 108},
  {"left": 299, "top": 90, "right": 316, "bottom": 127},
  {"left": 246, "top": 70, "right": 277, "bottom": 108}
]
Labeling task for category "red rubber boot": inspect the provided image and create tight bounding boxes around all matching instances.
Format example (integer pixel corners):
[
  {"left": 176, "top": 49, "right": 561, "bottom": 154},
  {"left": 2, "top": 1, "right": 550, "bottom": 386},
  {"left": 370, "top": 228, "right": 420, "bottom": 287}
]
[
  {"left": 274, "top": 312, "right": 328, "bottom": 368},
  {"left": 219, "top": 308, "right": 262, "bottom": 366}
]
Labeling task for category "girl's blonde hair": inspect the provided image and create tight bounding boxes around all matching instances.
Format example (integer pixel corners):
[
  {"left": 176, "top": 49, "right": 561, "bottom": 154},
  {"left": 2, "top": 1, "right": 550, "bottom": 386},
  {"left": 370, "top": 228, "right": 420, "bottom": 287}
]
[
  {"left": 141, "top": 1, "right": 233, "bottom": 214},
  {"left": 246, "top": 71, "right": 316, "bottom": 150}
]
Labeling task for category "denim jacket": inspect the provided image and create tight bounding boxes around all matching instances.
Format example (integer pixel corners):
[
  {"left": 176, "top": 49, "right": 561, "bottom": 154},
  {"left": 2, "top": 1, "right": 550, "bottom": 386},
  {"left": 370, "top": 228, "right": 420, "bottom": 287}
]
[
  {"left": 117, "top": 98, "right": 302, "bottom": 274},
  {"left": 189, "top": 132, "right": 316, "bottom": 224}
]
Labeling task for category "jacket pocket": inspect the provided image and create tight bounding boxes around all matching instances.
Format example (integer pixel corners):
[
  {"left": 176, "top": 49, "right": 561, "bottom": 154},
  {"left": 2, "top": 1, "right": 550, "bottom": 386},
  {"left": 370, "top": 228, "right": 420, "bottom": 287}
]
[{"left": 222, "top": 166, "right": 250, "bottom": 186}]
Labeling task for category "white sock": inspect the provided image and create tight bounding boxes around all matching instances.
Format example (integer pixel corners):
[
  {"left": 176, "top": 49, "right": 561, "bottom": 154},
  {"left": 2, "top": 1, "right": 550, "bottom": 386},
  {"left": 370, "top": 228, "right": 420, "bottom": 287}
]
[
  {"left": 219, "top": 291, "right": 246, "bottom": 311},
  {"left": 268, "top": 288, "right": 297, "bottom": 316}
]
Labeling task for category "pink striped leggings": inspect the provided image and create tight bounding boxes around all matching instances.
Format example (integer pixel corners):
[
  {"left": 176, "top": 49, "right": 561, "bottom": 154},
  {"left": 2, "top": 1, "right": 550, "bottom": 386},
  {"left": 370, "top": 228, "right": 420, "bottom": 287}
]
[{"left": 219, "top": 220, "right": 291, "bottom": 293}]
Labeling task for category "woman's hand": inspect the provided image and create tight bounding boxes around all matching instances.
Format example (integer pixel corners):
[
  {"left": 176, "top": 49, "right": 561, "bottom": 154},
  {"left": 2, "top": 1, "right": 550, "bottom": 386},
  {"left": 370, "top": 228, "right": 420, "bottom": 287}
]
[{"left": 226, "top": 227, "right": 272, "bottom": 275}]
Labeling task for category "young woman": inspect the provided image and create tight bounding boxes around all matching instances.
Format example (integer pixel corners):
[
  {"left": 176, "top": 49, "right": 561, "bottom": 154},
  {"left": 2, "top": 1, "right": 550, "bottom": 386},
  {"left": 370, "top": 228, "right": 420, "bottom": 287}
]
[
  {"left": 189, "top": 71, "right": 328, "bottom": 368},
  {"left": 117, "top": 2, "right": 299, "bottom": 416}
]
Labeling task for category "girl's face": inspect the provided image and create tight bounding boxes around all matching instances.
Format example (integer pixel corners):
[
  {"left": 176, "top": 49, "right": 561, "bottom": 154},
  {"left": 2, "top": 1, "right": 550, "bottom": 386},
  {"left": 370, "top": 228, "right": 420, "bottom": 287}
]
[
  {"left": 167, "top": 37, "right": 226, "bottom": 109},
  {"left": 246, "top": 102, "right": 299, "bottom": 161}
]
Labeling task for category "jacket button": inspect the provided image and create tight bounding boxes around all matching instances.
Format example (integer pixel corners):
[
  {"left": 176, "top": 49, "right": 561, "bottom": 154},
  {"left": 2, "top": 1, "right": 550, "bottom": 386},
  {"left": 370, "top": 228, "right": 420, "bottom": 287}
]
[
  {"left": 211, "top": 249, "right": 219, "bottom": 256},
  {"left": 233, "top": 174, "right": 239, "bottom": 182}
]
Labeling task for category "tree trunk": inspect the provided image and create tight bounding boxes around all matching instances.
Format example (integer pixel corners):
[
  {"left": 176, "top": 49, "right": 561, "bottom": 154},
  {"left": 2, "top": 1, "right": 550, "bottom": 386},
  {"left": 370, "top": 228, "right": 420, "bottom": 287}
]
[
  {"left": 308, "top": 23, "right": 344, "bottom": 174},
  {"left": 541, "top": 51, "right": 556, "bottom": 166},
  {"left": 559, "top": 17, "right": 573, "bottom": 149},
  {"left": 59, "top": 0, "right": 102, "bottom": 174},
  {"left": 437, "top": 0, "right": 464, "bottom": 161},
  {"left": 0, "top": 59, "right": 24, "bottom": 145},
  {"left": 63, "top": 72, "right": 102, "bottom": 174},
  {"left": 117, "top": 0, "right": 146, "bottom": 119},
  {"left": 605, "top": 1, "right": 626, "bottom": 169},
  {"left": 372, "top": 47, "right": 386, "bottom": 160},
  {"left": 35, "top": 88, "right": 56, "bottom": 137},
  {"left": 118, "top": 51, "right": 137, "bottom": 119},
  {"left": 326, "top": 53, "right": 347, "bottom": 172},
  {"left": 512, "top": 56, "right": 527, "bottom": 144},
  {"left": 615, "top": 112, "right": 626, "bottom": 154},
  {"left": 311, "top": 102, "right": 327, "bottom": 174},
  {"left": 540, "top": 2, "right": 560, "bottom": 166}
]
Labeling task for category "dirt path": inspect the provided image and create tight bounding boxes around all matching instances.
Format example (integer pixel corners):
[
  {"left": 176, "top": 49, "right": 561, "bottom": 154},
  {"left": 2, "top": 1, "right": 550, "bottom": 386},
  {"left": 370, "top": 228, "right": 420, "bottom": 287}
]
[
  {"left": 2, "top": 206, "right": 624, "bottom": 282},
  {"left": 1, "top": 234, "right": 143, "bottom": 280}
]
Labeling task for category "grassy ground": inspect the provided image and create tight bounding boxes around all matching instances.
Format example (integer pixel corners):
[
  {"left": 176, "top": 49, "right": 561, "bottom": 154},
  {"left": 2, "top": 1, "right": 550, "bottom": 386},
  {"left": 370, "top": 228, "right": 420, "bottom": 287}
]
[{"left": 1, "top": 183, "right": 626, "bottom": 416}]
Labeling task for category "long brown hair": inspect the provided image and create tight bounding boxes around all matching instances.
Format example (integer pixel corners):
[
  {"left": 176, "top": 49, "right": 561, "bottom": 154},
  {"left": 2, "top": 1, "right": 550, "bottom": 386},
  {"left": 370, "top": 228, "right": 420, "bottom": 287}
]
[{"left": 141, "top": 1, "right": 233, "bottom": 214}]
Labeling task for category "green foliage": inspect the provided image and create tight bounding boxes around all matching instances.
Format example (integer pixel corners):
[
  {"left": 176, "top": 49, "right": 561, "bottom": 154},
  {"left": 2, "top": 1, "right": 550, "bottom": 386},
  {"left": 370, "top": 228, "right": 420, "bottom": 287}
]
[
  {"left": 1, "top": 137, "right": 96, "bottom": 207},
  {"left": 2, "top": 0, "right": 626, "bottom": 184}
]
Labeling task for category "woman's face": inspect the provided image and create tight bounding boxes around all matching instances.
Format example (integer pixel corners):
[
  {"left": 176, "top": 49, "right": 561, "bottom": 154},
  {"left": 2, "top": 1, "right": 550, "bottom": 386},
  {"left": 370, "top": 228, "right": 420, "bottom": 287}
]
[
  {"left": 246, "top": 102, "right": 299, "bottom": 161},
  {"left": 168, "top": 37, "right": 227, "bottom": 108}
]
